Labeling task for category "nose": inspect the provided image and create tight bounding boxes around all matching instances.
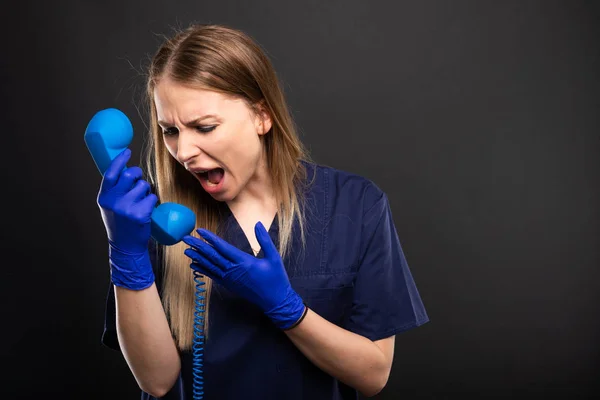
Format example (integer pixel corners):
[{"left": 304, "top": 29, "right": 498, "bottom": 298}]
[{"left": 175, "top": 128, "right": 202, "bottom": 165}]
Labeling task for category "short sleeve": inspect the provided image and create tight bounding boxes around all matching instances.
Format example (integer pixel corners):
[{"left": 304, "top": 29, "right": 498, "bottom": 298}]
[
  {"left": 101, "top": 239, "right": 163, "bottom": 351},
  {"left": 344, "top": 193, "right": 429, "bottom": 341}
]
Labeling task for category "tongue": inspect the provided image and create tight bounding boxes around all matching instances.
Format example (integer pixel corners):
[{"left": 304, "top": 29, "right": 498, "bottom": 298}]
[{"left": 207, "top": 168, "right": 224, "bottom": 184}]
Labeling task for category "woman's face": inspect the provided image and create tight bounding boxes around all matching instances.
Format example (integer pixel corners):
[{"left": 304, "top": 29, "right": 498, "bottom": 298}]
[{"left": 153, "top": 78, "right": 271, "bottom": 202}]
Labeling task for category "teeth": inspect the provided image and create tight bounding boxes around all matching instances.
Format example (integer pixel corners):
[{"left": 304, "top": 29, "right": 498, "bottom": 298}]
[{"left": 206, "top": 180, "right": 217, "bottom": 186}]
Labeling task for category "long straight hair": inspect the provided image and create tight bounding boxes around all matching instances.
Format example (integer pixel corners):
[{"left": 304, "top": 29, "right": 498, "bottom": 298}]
[{"left": 142, "top": 24, "right": 313, "bottom": 350}]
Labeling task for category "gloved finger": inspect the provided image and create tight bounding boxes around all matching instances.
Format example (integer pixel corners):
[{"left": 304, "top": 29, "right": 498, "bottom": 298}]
[
  {"left": 254, "top": 221, "right": 278, "bottom": 259},
  {"left": 100, "top": 148, "right": 131, "bottom": 192},
  {"left": 113, "top": 166, "right": 143, "bottom": 193},
  {"left": 196, "top": 228, "right": 244, "bottom": 262},
  {"left": 134, "top": 193, "right": 158, "bottom": 219},
  {"left": 185, "top": 249, "right": 224, "bottom": 279},
  {"left": 183, "top": 235, "right": 229, "bottom": 269},
  {"left": 126, "top": 179, "right": 151, "bottom": 203}
]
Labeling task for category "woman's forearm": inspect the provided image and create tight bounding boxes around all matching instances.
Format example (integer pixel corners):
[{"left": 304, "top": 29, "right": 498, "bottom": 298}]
[
  {"left": 115, "top": 283, "right": 181, "bottom": 397},
  {"left": 284, "top": 308, "right": 391, "bottom": 397}
]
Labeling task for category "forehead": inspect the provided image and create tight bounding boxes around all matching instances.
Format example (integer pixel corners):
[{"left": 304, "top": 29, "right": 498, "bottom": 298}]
[{"left": 153, "top": 79, "right": 248, "bottom": 119}]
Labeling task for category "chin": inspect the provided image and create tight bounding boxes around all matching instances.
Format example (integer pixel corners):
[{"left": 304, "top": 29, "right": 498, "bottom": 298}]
[
  {"left": 208, "top": 192, "right": 230, "bottom": 202},
  {"left": 207, "top": 186, "right": 238, "bottom": 203}
]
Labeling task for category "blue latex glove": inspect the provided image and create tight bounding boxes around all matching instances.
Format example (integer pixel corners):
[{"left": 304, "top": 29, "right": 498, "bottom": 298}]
[
  {"left": 97, "top": 148, "right": 158, "bottom": 290},
  {"left": 182, "top": 222, "right": 306, "bottom": 330}
]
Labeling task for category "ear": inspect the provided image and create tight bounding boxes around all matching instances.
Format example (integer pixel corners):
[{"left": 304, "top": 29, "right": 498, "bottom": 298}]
[{"left": 254, "top": 101, "right": 273, "bottom": 136}]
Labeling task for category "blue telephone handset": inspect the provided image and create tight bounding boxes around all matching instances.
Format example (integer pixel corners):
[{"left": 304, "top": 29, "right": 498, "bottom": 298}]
[
  {"left": 85, "top": 108, "right": 205, "bottom": 399},
  {"left": 84, "top": 108, "right": 196, "bottom": 245}
]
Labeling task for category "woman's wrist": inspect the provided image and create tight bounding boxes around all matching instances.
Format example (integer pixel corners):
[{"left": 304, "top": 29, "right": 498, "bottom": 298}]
[{"left": 283, "top": 303, "right": 308, "bottom": 331}]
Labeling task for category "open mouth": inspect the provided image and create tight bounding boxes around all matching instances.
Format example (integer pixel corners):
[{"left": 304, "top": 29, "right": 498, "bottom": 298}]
[
  {"left": 197, "top": 168, "right": 224, "bottom": 185},
  {"left": 195, "top": 168, "right": 225, "bottom": 192}
]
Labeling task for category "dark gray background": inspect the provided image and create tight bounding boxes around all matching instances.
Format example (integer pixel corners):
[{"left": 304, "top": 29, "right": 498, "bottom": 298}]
[{"left": 1, "top": 0, "right": 598, "bottom": 398}]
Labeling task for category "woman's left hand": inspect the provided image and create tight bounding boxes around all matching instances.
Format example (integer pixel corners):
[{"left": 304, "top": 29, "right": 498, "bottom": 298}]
[{"left": 182, "top": 222, "right": 305, "bottom": 330}]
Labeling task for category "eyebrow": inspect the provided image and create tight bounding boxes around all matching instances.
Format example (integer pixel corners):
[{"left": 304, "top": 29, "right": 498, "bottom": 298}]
[{"left": 157, "top": 115, "right": 219, "bottom": 127}]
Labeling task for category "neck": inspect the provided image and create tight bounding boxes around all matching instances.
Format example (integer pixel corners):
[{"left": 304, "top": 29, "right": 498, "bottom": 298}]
[{"left": 227, "top": 151, "right": 277, "bottom": 215}]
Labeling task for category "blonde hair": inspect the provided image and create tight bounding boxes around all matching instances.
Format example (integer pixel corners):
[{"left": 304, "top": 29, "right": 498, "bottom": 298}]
[{"left": 142, "top": 24, "right": 313, "bottom": 350}]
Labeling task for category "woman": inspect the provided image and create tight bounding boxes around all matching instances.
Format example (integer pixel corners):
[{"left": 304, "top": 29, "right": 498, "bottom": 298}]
[{"left": 99, "top": 24, "right": 429, "bottom": 399}]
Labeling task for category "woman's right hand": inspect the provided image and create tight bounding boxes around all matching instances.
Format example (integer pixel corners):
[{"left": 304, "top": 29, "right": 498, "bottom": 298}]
[{"left": 97, "top": 148, "right": 158, "bottom": 290}]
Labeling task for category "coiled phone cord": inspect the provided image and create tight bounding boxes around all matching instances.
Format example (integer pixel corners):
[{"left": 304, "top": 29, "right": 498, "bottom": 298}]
[{"left": 192, "top": 270, "right": 206, "bottom": 399}]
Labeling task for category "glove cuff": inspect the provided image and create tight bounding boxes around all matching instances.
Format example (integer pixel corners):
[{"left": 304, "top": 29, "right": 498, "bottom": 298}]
[
  {"left": 109, "top": 245, "right": 155, "bottom": 291},
  {"left": 282, "top": 303, "right": 308, "bottom": 331},
  {"left": 265, "top": 289, "right": 306, "bottom": 330}
]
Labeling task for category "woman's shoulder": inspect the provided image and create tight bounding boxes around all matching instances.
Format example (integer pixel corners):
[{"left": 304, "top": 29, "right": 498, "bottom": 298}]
[{"left": 300, "top": 160, "right": 387, "bottom": 213}]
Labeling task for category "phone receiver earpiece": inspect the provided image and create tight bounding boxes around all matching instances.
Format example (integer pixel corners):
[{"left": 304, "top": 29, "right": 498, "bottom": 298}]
[{"left": 84, "top": 108, "right": 196, "bottom": 246}]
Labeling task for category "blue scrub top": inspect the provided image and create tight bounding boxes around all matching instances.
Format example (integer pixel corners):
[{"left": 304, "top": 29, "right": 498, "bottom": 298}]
[{"left": 102, "top": 161, "right": 430, "bottom": 399}]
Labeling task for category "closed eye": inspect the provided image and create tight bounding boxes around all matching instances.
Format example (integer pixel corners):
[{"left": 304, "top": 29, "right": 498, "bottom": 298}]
[
  {"left": 196, "top": 125, "right": 217, "bottom": 133},
  {"left": 162, "top": 125, "right": 217, "bottom": 135}
]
